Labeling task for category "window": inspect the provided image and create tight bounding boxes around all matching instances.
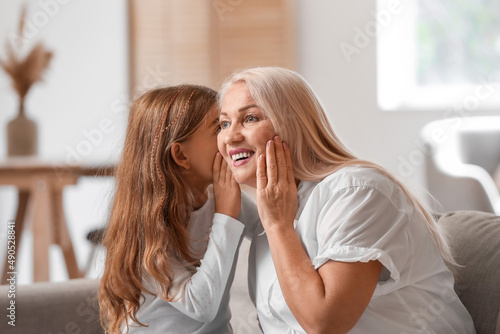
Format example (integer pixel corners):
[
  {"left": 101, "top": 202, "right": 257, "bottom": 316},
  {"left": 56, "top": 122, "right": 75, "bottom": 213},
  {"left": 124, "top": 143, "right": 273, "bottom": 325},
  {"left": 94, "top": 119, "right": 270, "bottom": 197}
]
[{"left": 377, "top": 0, "right": 500, "bottom": 111}]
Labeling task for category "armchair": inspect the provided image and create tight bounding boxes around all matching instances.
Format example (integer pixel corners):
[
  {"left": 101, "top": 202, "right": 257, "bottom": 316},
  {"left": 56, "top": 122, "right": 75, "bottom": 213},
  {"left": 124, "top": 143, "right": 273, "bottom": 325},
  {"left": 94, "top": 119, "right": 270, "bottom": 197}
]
[{"left": 419, "top": 116, "right": 500, "bottom": 214}]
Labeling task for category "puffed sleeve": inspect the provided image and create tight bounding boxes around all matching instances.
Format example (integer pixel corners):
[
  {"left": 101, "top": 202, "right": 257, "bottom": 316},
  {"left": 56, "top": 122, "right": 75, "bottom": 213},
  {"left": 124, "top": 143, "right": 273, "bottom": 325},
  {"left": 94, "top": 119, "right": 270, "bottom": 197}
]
[{"left": 312, "top": 184, "right": 412, "bottom": 296}]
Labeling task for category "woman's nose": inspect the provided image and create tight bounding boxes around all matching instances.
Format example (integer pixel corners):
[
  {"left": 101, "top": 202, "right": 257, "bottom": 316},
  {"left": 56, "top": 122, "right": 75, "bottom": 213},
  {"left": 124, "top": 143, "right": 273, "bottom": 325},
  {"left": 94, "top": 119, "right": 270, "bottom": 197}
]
[{"left": 224, "top": 124, "right": 244, "bottom": 144}]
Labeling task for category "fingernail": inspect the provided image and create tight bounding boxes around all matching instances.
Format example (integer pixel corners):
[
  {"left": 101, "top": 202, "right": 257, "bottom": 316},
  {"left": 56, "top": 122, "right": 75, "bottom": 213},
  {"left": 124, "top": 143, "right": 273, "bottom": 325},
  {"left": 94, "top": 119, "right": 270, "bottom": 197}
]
[
  {"left": 267, "top": 140, "right": 272, "bottom": 147},
  {"left": 274, "top": 136, "right": 280, "bottom": 143}
]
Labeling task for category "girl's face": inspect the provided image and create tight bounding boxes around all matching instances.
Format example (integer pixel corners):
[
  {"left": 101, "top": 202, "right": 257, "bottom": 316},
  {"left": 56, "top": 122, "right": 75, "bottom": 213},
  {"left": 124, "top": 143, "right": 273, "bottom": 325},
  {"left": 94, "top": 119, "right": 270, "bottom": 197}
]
[
  {"left": 182, "top": 106, "right": 221, "bottom": 194},
  {"left": 217, "top": 82, "right": 275, "bottom": 188}
]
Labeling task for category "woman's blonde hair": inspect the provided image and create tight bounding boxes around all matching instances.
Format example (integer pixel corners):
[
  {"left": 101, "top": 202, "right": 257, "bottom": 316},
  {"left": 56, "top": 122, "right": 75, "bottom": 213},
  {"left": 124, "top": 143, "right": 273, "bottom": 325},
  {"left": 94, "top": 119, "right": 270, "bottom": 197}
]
[
  {"left": 219, "top": 66, "right": 455, "bottom": 266},
  {"left": 99, "top": 85, "right": 218, "bottom": 333}
]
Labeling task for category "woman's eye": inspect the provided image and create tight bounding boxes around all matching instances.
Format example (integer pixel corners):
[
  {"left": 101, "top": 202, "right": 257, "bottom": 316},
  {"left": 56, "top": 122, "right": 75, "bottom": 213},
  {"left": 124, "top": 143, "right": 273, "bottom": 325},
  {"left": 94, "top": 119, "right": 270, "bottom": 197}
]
[
  {"left": 246, "top": 115, "right": 258, "bottom": 122},
  {"left": 220, "top": 121, "right": 230, "bottom": 129}
]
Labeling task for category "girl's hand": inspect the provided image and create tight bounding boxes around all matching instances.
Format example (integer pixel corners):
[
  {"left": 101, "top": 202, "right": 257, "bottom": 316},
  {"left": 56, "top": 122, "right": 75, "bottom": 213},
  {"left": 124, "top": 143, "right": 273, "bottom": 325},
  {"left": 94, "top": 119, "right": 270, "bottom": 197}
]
[
  {"left": 213, "top": 152, "right": 241, "bottom": 219},
  {"left": 256, "top": 136, "right": 298, "bottom": 231}
]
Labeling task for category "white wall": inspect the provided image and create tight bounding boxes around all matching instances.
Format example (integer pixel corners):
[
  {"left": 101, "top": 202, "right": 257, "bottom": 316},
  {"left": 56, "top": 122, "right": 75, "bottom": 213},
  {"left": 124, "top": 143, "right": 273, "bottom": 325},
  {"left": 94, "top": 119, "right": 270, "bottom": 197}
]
[
  {"left": 294, "top": 0, "right": 499, "bottom": 193},
  {"left": 0, "top": 0, "right": 128, "bottom": 284}
]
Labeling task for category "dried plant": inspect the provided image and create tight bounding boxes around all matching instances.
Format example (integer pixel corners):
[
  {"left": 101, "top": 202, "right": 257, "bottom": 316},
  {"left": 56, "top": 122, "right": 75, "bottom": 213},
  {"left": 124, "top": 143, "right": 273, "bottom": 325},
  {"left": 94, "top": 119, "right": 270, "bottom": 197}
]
[{"left": 0, "top": 5, "right": 53, "bottom": 103}]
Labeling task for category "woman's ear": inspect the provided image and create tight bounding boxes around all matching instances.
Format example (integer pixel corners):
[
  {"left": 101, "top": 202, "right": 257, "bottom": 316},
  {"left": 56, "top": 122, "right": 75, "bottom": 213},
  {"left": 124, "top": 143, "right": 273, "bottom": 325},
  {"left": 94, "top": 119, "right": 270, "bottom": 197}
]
[{"left": 171, "top": 142, "right": 190, "bottom": 170}]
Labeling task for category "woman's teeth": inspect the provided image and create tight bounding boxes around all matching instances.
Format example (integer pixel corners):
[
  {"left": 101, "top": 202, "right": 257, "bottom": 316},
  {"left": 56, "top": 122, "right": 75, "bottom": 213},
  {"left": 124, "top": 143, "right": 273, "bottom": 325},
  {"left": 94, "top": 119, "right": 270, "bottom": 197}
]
[{"left": 231, "top": 151, "right": 254, "bottom": 161}]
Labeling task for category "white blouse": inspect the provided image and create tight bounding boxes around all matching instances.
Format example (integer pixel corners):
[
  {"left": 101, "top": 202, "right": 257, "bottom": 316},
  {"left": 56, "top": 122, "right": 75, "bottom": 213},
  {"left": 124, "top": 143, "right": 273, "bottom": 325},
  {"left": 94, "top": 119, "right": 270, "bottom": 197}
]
[{"left": 248, "top": 166, "right": 475, "bottom": 334}]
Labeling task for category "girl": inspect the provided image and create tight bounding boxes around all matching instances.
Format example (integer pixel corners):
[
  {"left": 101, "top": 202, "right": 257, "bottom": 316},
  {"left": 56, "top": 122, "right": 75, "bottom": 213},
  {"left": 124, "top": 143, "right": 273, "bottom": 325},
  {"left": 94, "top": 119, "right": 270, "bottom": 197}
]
[
  {"left": 217, "top": 67, "right": 475, "bottom": 333},
  {"left": 99, "top": 85, "right": 258, "bottom": 333}
]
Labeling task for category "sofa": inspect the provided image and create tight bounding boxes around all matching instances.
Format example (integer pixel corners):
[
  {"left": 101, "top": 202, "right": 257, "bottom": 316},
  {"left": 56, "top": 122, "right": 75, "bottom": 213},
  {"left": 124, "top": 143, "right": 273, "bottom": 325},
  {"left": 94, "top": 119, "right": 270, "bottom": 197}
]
[
  {"left": 437, "top": 211, "right": 500, "bottom": 334},
  {"left": 0, "top": 211, "right": 499, "bottom": 334},
  {"left": 0, "top": 278, "right": 103, "bottom": 334}
]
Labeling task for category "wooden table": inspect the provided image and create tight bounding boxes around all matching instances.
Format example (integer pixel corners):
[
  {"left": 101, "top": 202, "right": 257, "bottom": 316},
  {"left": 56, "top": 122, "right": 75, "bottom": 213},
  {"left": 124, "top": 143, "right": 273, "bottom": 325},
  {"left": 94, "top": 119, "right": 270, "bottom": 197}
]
[{"left": 0, "top": 157, "right": 114, "bottom": 283}]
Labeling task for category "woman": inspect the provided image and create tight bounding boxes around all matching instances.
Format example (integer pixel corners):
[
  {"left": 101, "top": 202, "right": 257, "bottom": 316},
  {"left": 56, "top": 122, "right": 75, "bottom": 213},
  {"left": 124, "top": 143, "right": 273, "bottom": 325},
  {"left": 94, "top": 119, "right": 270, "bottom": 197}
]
[
  {"left": 99, "top": 85, "right": 259, "bottom": 333},
  {"left": 217, "top": 67, "right": 475, "bottom": 333}
]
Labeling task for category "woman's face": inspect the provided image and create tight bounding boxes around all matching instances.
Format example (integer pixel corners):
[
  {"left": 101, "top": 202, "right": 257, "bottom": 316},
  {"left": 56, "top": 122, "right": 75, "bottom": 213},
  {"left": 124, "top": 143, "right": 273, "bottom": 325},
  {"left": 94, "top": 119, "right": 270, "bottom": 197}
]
[{"left": 217, "top": 82, "right": 275, "bottom": 188}]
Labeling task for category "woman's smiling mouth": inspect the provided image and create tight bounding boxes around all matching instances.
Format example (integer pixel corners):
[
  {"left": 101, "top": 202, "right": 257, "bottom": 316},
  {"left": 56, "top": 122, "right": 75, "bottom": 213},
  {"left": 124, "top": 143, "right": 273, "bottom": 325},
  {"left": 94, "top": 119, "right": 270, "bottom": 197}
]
[{"left": 229, "top": 149, "right": 255, "bottom": 167}]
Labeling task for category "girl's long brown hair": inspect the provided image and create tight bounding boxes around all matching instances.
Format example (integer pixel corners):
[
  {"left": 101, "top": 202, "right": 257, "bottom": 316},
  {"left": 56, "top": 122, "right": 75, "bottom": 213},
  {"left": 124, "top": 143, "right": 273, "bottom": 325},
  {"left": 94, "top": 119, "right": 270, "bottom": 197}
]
[{"left": 99, "top": 85, "right": 218, "bottom": 333}]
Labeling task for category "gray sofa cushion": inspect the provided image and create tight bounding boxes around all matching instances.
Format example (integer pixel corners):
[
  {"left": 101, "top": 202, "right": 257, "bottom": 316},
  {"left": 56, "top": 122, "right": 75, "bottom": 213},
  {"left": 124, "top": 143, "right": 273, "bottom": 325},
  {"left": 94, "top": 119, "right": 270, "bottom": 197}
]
[
  {"left": 437, "top": 211, "right": 500, "bottom": 334},
  {"left": 0, "top": 278, "right": 103, "bottom": 334}
]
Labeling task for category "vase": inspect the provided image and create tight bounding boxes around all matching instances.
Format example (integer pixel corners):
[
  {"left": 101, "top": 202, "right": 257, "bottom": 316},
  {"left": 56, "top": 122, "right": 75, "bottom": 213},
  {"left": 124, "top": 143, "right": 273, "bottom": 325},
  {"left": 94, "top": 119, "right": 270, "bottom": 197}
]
[{"left": 7, "top": 100, "right": 38, "bottom": 156}]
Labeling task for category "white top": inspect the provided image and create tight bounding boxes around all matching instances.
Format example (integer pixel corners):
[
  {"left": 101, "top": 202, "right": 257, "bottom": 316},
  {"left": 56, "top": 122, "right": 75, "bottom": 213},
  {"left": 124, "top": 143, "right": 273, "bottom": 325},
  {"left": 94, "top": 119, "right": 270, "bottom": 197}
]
[
  {"left": 127, "top": 188, "right": 259, "bottom": 334},
  {"left": 248, "top": 166, "right": 476, "bottom": 334}
]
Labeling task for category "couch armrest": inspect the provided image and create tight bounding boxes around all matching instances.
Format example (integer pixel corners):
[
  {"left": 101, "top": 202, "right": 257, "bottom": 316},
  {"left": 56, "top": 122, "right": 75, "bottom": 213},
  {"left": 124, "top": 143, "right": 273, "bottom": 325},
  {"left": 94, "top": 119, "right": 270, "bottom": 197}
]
[
  {"left": 438, "top": 211, "right": 500, "bottom": 334},
  {"left": 0, "top": 278, "right": 103, "bottom": 334}
]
